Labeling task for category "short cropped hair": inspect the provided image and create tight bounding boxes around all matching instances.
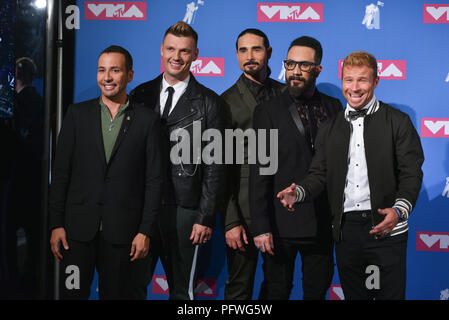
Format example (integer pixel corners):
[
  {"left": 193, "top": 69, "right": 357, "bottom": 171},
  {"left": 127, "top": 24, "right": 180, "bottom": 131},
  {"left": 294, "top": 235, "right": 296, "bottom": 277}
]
[
  {"left": 100, "top": 45, "right": 133, "bottom": 71},
  {"left": 287, "top": 36, "right": 323, "bottom": 64},
  {"left": 342, "top": 51, "right": 378, "bottom": 79},
  {"left": 16, "top": 57, "right": 36, "bottom": 84},
  {"left": 235, "top": 28, "right": 270, "bottom": 50},
  {"left": 164, "top": 21, "right": 198, "bottom": 46}
]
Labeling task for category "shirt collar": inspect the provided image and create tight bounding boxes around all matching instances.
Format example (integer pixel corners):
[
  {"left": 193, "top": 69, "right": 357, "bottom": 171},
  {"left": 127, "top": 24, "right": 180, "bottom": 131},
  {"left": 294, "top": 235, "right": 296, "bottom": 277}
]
[
  {"left": 161, "top": 73, "right": 190, "bottom": 94},
  {"left": 289, "top": 87, "right": 319, "bottom": 105},
  {"left": 99, "top": 97, "right": 129, "bottom": 118},
  {"left": 344, "top": 94, "right": 378, "bottom": 120},
  {"left": 241, "top": 73, "right": 270, "bottom": 88}
]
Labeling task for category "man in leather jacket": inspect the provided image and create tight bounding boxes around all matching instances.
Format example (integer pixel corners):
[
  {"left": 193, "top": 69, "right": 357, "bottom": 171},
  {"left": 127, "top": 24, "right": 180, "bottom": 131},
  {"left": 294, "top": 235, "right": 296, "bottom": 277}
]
[{"left": 130, "top": 21, "right": 227, "bottom": 300}]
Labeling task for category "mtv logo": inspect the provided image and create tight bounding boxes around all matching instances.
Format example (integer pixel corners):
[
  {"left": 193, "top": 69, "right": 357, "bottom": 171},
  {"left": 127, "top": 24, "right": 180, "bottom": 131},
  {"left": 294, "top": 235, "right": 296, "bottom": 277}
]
[
  {"left": 194, "top": 278, "right": 216, "bottom": 297},
  {"left": 257, "top": 3, "right": 323, "bottom": 22},
  {"left": 160, "top": 57, "right": 225, "bottom": 77},
  {"left": 85, "top": 1, "right": 146, "bottom": 20},
  {"left": 416, "top": 232, "right": 449, "bottom": 252},
  {"left": 328, "top": 284, "right": 345, "bottom": 300},
  {"left": 190, "top": 58, "right": 225, "bottom": 77},
  {"left": 338, "top": 59, "right": 406, "bottom": 80},
  {"left": 151, "top": 275, "right": 169, "bottom": 294},
  {"left": 377, "top": 60, "right": 406, "bottom": 79},
  {"left": 423, "top": 4, "right": 449, "bottom": 23},
  {"left": 420, "top": 118, "right": 449, "bottom": 138}
]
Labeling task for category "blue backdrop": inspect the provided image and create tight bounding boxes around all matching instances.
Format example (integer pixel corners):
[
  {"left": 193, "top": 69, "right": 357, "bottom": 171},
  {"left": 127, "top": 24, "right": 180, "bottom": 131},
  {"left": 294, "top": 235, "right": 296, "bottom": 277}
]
[{"left": 69, "top": 0, "right": 449, "bottom": 300}]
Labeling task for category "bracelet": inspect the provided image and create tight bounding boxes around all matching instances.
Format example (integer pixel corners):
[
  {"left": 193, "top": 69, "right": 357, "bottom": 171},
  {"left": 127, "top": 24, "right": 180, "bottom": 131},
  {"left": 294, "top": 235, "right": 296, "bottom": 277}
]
[{"left": 393, "top": 207, "right": 402, "bottom": 221}]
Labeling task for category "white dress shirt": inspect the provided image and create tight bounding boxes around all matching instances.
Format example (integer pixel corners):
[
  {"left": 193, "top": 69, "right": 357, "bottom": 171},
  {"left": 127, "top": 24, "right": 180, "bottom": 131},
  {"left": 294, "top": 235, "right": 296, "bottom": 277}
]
[
  {"left": 343, "top": 95, "right": 378, "bottom": 213},
  {"left": 160, "top": 74, "right": 190, "bottom": 116}
]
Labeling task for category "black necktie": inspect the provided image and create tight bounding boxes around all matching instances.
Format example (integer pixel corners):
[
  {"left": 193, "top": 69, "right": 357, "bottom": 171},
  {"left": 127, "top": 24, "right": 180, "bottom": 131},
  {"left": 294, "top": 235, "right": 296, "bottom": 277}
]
[
  {"left": 348, "top": 109, "right": 368, "bottom": 121},
  {"left": 161, "top": 86, "right": 175, "bottom": 120}
]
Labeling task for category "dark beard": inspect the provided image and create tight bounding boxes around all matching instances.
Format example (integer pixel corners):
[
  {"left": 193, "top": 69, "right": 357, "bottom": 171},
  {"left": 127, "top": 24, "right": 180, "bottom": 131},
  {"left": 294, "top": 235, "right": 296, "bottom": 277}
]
[
  {"left": 244, "top": 67, "right": 262, "bottom": 80},
  {"left": 286, "top": 75, "right": 315, "bottom": 98}
]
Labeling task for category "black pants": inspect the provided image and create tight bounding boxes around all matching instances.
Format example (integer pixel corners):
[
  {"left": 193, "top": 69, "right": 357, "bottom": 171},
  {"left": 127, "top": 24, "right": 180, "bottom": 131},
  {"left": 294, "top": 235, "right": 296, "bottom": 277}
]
[
  {"left": 59, "top": 231, "right": 147, "bottom": 300},
  {"left": 259, "top": 236, "right": 334, "bottom": 300},
  {"left": 335, "top": 211, "right": 407, "bottom": 300},
  {"left": 224, "top": 236, "right": 259, "bottom": 300},
  {"left": 134, "top": 205, "right": 202, "bottom": 300},
  {"left": 162, "top": 205, "right": 201, "bottom": 300}
]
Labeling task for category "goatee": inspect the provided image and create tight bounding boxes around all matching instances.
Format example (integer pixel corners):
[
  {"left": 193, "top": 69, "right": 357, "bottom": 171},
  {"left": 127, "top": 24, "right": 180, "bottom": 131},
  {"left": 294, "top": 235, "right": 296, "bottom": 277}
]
[{"left": 287, "top": 75, "right": 314, "bottom": 98}]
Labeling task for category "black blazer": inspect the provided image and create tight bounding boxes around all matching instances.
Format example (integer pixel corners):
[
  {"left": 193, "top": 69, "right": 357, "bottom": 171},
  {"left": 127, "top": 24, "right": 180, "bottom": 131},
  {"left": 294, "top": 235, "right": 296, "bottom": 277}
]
[
  {"left": 250, "top": 89, "right": 342, "bottom": 238},
  {"left": 220, "top": 74, "right": 285, "bottom": 232},
  {"left": 49, "top": 98, "right": 163, "bottom": 245},
  {"left": 300, "top": 102, "right": 424, "bottom": 241}
]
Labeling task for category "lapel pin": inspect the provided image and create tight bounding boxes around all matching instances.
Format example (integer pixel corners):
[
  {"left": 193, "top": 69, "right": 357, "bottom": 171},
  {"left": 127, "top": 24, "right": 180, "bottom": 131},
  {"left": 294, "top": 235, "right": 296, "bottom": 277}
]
[{"left": 127, "top": 116, "right": 131, "bottom": 121}]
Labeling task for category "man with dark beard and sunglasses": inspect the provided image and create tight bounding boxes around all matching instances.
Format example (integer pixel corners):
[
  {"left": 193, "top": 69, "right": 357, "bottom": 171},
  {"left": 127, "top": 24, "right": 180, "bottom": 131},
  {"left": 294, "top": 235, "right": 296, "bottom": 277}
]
[
  {"left": 220, "top": 28, "right": 285, "bottom": 300},
  {"left": 249, "top": 36, "right": 342, "bottom": 299}
]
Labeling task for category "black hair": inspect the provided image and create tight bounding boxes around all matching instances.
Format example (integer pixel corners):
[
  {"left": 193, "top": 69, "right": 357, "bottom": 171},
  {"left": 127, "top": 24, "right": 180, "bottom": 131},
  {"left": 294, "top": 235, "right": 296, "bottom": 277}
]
[
  {"left": 235, "top": 28, "right": 270, "bottom": 50},
  {"left": 100, "top": 45, "right": 133, "bottom": 71},
  {"left": 16, "top": 57, "right": 36, "bottom": 84},
  {"left": 288, "top": 36, "right": 323, "bottom": 64}
]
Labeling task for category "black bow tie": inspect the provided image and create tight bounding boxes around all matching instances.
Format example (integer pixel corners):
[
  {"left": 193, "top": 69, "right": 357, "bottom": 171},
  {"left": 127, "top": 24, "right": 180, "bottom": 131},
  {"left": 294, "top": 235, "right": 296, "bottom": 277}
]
[{"left": 348, "top": 109, "right": 368, "bottom": 120}]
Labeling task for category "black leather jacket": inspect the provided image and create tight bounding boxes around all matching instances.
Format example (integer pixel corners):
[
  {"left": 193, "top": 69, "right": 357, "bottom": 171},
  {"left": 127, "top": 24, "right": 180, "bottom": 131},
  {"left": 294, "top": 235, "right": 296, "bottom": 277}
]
[{"left": 130, "top": 74, "right": 227, "bottom": 228}]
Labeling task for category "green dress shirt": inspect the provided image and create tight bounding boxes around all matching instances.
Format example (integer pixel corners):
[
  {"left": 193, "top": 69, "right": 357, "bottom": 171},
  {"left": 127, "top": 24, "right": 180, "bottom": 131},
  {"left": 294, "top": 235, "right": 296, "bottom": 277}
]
[{"left": 99, "top": 98, "right": 129, "bottom": 163}]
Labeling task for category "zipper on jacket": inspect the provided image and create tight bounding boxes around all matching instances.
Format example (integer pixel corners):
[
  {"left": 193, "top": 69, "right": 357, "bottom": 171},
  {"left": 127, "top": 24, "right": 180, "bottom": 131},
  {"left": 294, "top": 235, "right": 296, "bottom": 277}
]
[{"left": 166, "top": 110, "right": 200, "bottom": 127}]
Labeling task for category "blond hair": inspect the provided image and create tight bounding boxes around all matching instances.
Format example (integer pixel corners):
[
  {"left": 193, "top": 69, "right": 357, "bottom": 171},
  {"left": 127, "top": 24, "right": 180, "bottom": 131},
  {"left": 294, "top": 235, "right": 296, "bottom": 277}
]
[
  {"left": 163, "top": 21, "right": 198, "bottom": 46},
  {"left": 342, "top": 51, "right": 378, "bottom": 79}
]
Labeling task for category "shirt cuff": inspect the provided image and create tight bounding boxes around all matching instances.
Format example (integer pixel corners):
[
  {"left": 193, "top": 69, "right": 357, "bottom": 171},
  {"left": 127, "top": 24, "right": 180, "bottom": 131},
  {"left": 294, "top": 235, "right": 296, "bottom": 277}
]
[
  {"left": 295, "top": 185, "right": 306, "bottom": 203},
  {"left": 393, "top": 198, "right": 412, "bottom": 221}
]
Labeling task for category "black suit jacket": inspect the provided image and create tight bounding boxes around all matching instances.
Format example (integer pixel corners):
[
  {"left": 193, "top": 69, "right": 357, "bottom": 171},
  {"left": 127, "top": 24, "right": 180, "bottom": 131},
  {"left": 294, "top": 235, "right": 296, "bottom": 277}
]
[
  {"left": 220, "top": 74, "right": 285, "bottom": 232},
  {"left": 250, "top": 89, "right": 342, "bottom": 238},
  {"left": 49, "top": 98, "right": 163, "bottom": 245}
]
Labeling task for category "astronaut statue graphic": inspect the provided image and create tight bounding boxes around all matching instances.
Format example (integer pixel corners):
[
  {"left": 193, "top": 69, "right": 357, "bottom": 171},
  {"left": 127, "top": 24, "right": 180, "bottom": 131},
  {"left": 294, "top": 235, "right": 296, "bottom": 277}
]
[
  {"left": 362, "top": 1, "right": 384, "bottom": 30},
  {"left": 183, "top": 0, "right": 204, "bottom": 25},
  {"left": 442, "top": 177, "right": 449, "bottom": 198}
]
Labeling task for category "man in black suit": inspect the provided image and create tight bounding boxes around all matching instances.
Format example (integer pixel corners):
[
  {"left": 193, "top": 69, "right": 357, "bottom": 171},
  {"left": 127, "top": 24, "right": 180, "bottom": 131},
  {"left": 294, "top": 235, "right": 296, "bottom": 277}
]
[
  {"left": 130, "top": 21, "right": 226, "bottom": 300},
  {"left": 278, "top": 51, "right": 424, "bottom": 299},
  {"left": 250, "top": 36, "right": 342, "bottom": 299},
  {"left": 3, "top": 57, "right": 43, "bottom": 298},
  {"left": 49, "top": 45, "right": 162, "bottom": 299},
  {"left": 220, "top": 28, "right": 285, "bottom": 300}
]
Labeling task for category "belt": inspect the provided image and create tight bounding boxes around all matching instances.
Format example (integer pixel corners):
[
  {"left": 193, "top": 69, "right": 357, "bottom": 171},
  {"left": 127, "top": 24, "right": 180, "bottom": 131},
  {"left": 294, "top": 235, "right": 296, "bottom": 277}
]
[{"left": 344, "top": 210, "right": 371, "bottom": 219}]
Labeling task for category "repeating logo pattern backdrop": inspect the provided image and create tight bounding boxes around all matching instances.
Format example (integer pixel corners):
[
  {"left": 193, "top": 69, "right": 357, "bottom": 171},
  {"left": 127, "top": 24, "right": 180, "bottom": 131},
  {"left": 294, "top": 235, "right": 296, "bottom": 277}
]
[{"left": 71, "top": 0, "right": 449, "bottom": 300}]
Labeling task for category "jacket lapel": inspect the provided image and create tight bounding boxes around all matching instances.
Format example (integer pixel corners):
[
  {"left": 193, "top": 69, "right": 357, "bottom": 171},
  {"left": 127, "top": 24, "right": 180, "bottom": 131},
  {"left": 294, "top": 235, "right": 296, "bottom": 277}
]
[
  {"left": 108, "top": 106, "right": 135, "bottom": 166},
  {"left": 333, "top": 113, "right": 351, "bottom": 203},
  {"left": 151, "top": 75, "right": 163, "bottom": 116},
  {"left": 91, "top": 99, "right": 107, "bottom": 170},
  {"left": 167, "top": 74, "right": 200, "bottom": 125},
  {"left": 236, "top": 75, "right": 258, "bottom": 115},
  {"left": 280, "top": 91, "right": 309, "bottom": 149},
  {"left": 288, "top": 103, "right": 306, "bottom": 138}
]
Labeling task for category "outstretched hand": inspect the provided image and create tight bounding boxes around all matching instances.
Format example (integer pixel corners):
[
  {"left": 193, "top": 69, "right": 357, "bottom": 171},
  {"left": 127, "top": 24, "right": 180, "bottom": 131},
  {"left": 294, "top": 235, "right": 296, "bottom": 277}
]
[
  {"left": 277, "top": 183, "right": 298, "bottom": 212},
  {"left": 369, "top": 208, "right": 399, "bottom": 237}
]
